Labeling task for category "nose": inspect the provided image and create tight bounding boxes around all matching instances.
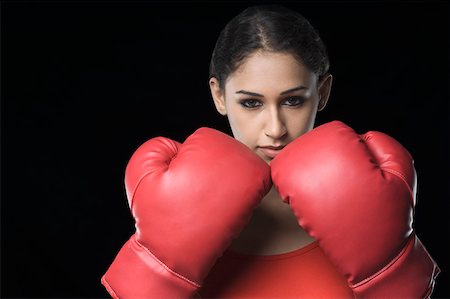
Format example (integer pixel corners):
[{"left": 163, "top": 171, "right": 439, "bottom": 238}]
[{"left": 264, "top": 106, "right": 287, "bottom": 139}]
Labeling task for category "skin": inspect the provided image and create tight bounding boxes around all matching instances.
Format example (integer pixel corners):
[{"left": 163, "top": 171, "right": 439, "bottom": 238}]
[
  {"left": 210, "top": 51, "right": 332, "bottom": 163},
  {"left": 209, "top": 50, "right": 333, "bottom": 255}
]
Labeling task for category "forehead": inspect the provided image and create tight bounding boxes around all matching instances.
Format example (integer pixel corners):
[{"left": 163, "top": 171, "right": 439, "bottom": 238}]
[{"left": 225, "top": 51, "right": 317, "bottom": 92}]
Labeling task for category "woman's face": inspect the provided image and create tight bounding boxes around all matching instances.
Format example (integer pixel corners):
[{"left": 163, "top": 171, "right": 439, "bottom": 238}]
[{"left": 210, "top": 51, "right": 332, "bottom": 163}]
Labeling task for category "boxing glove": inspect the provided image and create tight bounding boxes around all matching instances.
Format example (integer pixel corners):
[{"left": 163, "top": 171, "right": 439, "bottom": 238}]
[
  {"left": 101, "top": 128, "right": 271, "bottom": 299},
  {"left": 271, "top": 121, "right": 440, "bottom": 298}
]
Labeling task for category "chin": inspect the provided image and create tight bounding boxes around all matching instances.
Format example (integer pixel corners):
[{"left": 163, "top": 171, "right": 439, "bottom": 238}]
[{"left": 261, "top": 155, "right": 273, "bottom": 164}]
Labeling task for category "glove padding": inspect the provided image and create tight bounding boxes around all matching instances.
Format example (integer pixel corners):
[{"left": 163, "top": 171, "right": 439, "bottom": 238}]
[
  {"left": 102, "top": 128, "right": 271, "bottom": 299},
  {"left": 271, "top": 120, "right": 440, "bottom": 298}
]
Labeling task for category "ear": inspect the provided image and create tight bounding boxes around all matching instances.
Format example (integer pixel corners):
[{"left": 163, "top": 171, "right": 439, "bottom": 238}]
[
  {"left": 209, "top": 77, "right": 227, "bottom": 116},
  {"left": 317, "top": 73, "right": 333, "bottom": 111}
]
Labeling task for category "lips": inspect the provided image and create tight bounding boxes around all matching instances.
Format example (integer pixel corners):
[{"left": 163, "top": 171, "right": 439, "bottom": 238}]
[{"left": 258, "top": 145, "right": 285, "bottom": 159}]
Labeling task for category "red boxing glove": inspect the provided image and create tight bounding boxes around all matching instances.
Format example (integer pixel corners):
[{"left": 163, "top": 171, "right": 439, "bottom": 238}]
[
  {"left": 271, "top": 121, "right": 440, "bottom": 298},
  {"left": 101, "top": 128, "right": 271, "bottom": 299}
]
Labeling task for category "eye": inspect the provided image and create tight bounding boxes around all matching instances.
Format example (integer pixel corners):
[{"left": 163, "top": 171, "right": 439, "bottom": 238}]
[
  {"left": 240, "top": 99, "right": 263, "bottom": 109},
  {"left": 282, "top": 96, "right": 305, "bottom": 107}
]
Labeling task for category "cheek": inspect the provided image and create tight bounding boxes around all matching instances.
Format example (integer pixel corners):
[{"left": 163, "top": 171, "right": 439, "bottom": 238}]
[
  {"left": 226, "top": 106, "right": 259, "bottom": 149},
  {"left": 285, "top": 107, "right": 318, "bottom": 138}
]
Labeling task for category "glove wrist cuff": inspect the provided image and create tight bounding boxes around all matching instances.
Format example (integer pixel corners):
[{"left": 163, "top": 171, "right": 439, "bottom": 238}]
[
  {"left": 352, "top": 234, "right": 440, "bottom": 298},
  {"left": 101, "top": 235, "right": 198, "bottom": 299}
]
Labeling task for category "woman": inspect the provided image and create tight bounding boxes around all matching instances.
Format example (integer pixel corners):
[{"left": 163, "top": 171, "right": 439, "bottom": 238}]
[
  {"left": 102, "top": 5, "right": 439, "bottom": 298},
  {"left": 200, "top": 5, "right": 349, "bottom": 297},
  {"left": 199, "top": 4, "right": 350, "bottom": 297}
]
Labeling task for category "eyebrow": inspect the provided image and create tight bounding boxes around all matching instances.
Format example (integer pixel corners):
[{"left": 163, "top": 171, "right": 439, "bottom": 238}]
[{"left": 235, "top": 85, "right": 307, "bottom": 97}]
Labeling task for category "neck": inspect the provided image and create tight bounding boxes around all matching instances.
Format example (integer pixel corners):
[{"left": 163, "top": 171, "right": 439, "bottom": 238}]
[{"left": 230, "top": 186, "right": 316, "bottom": 255}]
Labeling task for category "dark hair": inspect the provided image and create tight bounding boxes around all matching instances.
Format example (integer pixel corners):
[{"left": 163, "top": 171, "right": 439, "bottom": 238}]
[{"left": 209, "top": 5, "right": 330, "bottom": 89}]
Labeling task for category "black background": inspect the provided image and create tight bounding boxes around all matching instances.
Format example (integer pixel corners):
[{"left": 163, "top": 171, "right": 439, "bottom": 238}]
[{"left": 2, "top": 1, "right": 449, "bottom": 298}]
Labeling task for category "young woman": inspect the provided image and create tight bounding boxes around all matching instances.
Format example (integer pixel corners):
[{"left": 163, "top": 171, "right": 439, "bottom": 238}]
[
  {"left": 102, "top": 5, "right": 439, "bottom": 298},
  {"left": 198, "top": 4, "right": 345, "bottom": 297}
]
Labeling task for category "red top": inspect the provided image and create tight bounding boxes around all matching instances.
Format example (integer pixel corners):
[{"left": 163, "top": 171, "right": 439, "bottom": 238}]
[{"left": 197, "top": 241, "right": 355, "bottom": 298}]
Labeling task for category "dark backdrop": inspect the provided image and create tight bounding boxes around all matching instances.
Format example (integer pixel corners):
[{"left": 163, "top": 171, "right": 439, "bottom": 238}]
[{"left": 2, "top": 1, "right": 449, "bottom": 298}]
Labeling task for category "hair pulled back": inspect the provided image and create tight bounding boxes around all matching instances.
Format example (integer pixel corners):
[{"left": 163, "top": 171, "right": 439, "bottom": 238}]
[{"left": 209, "top": 5, "right": 330, "bottom": 89}]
